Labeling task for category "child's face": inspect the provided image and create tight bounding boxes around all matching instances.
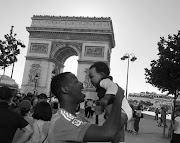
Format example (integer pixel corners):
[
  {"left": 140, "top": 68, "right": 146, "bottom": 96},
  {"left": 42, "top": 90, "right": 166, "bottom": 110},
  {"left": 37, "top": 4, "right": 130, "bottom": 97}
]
[{"left": 89, "top": 67, "right": 103, "bottom": 87}]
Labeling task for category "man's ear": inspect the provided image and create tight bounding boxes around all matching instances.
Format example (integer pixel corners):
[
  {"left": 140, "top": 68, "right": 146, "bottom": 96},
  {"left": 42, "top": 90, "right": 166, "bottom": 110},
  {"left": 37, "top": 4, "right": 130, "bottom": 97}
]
[{"left": 61, "top": 86, "right": 69, "bottom": 94}]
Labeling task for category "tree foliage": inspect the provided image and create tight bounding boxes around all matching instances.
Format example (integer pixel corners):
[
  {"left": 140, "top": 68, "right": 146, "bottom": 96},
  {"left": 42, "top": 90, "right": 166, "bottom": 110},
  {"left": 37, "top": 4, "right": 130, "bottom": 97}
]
[
  {"left": 145, "top": 31, "right": 180, "bottom": 97},
  {"left": 0, "top": 26, "right": 25, "bottom": 70}
]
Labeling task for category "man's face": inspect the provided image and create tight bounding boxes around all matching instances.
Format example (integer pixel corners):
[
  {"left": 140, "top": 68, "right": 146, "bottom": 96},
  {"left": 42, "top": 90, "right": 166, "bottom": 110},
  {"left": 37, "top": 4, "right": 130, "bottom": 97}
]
[
  {"left": 88, "top": 67, "right": 103, "bottom": 87},
  {"left": 67, "top": 73, "right": 85, "bottom": 103}
]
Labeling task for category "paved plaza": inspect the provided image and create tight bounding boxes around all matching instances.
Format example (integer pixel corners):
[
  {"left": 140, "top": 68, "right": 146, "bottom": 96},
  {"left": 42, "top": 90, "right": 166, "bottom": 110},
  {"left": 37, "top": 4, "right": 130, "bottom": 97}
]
[{"left": 87, "top": 113, "right": 171, "bottom": 143}]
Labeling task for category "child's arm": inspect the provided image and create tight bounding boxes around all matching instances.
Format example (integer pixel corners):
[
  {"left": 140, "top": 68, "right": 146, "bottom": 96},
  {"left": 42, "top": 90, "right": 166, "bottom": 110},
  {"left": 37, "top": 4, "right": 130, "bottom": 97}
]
[
  {"left": 100, "top": 94, "right": 114, "bottom": 106},
  {"left": 99, "top": 79, "right": 117, "bottom": 106}
]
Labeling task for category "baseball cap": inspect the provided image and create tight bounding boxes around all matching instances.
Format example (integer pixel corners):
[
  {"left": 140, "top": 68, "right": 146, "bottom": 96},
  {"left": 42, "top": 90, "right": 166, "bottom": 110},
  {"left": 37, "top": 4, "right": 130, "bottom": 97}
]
[{"left": 19, "top": 100, "right": 31, "bottom": 111}]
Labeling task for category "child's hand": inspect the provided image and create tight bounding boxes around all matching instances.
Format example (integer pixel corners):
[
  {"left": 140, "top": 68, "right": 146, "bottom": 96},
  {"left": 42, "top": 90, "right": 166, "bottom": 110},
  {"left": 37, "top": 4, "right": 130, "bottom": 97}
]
[{"left": 100, "top": 98, "right": 109, "bottom": 106}]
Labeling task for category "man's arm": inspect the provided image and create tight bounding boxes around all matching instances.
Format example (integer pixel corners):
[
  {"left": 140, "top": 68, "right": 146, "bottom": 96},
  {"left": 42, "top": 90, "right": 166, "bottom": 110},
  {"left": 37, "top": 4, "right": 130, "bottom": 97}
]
[
  {"left": 83, "top": 86, "right": 125, "bottom": 142},
  {"left": 16, "top": 124, "right": 33, "bottom": 143}
]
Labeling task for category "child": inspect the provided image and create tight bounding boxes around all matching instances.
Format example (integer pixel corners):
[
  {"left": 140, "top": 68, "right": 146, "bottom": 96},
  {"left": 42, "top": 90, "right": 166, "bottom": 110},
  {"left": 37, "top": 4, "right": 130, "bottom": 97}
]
[
  {"left": 89, "top": 62, "right": 132, "bottom": 121},
  {"left": 89, "top": 61, "right": 133, "bottom": 143}
]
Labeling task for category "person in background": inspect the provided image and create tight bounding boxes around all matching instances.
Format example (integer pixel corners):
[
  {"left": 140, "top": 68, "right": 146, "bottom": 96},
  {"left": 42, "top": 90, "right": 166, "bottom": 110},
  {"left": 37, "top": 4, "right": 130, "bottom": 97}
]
[
  {"left": 37, "top": 93, "right": 48, "bottom": 103},
  {"left": 127, "top": 104, "right": 135, "bottom": 133},
  {"left": 13, "top": 100, "right": 34, "bottom": 143},
  {"left": 171, "top": 107, "right": 180, "bottom": 143},
  {"left": 161, "top": 106, "right": 167, "bottom": 127},
  {"left": 94, "top": 101, "right": 102, "bottom": 125},
  {"left": 0, "top": 86, "right": 32, "bottom": 143},
  {"left": 155, "top": 108, "right": 159, "bottom": 121},
  {"left": 86, "top": 99, "right": 93, "bottom": 118},
  {"left": 134, "top": 105, "right": 143, "bottom": 134},
  {"left": 84, "top": 99, "right": 88, "bottom": 117},
  {"left": 90, "top": 100, "right": 96, "bottom": 118},
  {"left": 48, "top": 72, "right": 126, "bottom": 143},
  {"left": 29, "top": 101, "right": 52, "bottom": 143}
]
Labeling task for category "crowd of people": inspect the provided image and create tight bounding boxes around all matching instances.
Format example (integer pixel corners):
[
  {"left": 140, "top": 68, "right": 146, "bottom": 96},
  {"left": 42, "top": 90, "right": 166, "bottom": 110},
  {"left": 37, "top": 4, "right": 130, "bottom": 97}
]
[
  {"left": 153, "top": 106, "right": 180, "bottom": 143},
  {"left": 0, "top": 61, "right": 133, "bottom": 143},
  {"left": 2, "top": 61, "right": 179, "bottom": 143}
]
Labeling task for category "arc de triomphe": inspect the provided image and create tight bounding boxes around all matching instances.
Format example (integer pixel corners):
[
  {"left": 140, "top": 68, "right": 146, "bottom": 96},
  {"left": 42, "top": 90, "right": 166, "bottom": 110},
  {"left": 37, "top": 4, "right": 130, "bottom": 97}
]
[{"left": 21, "top": 15, "right": 115, "bottom": 99}]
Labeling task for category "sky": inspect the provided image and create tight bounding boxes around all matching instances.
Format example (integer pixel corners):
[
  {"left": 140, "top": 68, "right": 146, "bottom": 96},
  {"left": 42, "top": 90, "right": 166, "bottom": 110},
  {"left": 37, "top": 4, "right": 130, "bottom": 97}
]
[{"left": 1, "top": 0, "right": 180, "bottom": 94}]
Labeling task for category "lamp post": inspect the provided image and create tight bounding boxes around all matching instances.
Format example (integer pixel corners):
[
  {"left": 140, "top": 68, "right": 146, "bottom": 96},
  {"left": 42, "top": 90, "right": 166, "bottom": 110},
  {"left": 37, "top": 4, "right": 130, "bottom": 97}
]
[
  {"left": 34, "top": 74, "right": 39, "bottom": 96},
  {"left": 121, "top": 53, "right": 137, "bottom": 98},
  {"left": 50, "top": 69, "right": 56, "bottom": 102}
]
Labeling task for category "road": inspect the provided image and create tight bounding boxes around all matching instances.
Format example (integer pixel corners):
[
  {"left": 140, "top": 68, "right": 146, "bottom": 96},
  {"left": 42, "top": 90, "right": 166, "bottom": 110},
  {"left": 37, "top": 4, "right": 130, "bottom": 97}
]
[{"left": 87, "top": 113, "right": 171, "bottom": 143}]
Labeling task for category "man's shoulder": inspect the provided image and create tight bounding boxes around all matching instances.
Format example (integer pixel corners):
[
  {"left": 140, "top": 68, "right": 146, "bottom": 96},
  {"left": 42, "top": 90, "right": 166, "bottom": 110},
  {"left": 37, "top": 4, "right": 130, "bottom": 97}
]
[
  {"left": 3, "top": 107, "right": 24, "bottom": 119},
  {"left": 54, "top": 109, "right": 89, "bottom": 127},
  {"left": 48, "top": 109, "right": 91, "bottom": 143}
]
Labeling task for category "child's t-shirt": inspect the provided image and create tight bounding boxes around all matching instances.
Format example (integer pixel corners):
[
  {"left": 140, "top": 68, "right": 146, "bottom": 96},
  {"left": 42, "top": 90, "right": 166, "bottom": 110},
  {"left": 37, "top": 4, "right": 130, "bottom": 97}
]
[{"left": 100, "top": 78, "right": 132, "bottom": 121}]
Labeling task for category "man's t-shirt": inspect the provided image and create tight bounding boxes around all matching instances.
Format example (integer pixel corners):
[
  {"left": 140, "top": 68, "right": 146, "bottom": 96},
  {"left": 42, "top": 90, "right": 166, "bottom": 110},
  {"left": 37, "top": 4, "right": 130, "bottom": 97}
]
[{"left": 48, "top": 108, "right": 91, "bottom": 143}]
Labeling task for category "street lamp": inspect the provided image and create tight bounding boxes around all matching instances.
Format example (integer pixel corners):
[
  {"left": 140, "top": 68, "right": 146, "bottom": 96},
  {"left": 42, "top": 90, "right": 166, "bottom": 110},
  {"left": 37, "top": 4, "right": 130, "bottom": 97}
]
[
  {"left": 121, "top": 53, "right": 137, "bottom": 98},
  {"left": 34, "top": 74, "right": 39, "bottom": 96}
]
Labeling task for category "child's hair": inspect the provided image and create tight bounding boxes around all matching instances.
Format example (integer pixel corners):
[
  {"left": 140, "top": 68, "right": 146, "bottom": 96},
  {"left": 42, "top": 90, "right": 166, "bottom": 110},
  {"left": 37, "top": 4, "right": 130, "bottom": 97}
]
[
  {"left": 32, "top": 101, "right": 52, "bottom": 121},
  {"left": 108, "top": 76, "right": 113, "bottom": 81},
  {"left": 89, "top": 62, "right": 110, "bottom": 77}
]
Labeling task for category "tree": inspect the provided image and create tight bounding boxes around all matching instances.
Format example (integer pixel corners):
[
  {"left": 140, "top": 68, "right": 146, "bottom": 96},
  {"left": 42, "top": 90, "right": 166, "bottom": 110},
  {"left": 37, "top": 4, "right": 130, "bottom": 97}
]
[
  {"left": 145, "top": 31, "right": 180, "bottom": 97},
  {"left": 145, "top": 31, "right": 180, "bottom": 137},
  {"left": 0, "top": 26, "right": 25, "bottom": 76}
]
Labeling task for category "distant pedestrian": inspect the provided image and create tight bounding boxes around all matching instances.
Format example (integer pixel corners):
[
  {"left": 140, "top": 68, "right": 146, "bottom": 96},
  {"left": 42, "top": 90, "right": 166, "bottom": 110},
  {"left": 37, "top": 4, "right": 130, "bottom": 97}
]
[
  {"left": 86, "top": 99, "right": 93, "bottom": 118},
  {"left": 160, "top": 106, "right": 167, "bottom": 127},
  {"left": 155, "top": 108, "right": 159, "bottom": 121},
  {"left": 90, "top": 101, "right": 96, "bottom": 117},
  {"left": 37, "top": 93, "right": 48, "bottom": 103},
  {"left": 127, "top": 104, "right": 135, "bottom": 133},
  {"left": 134, "top": 105, "right": 143, "bottom": 134},
  {"left": 94, "top": 101, "right": 102, "bottom": 125}
]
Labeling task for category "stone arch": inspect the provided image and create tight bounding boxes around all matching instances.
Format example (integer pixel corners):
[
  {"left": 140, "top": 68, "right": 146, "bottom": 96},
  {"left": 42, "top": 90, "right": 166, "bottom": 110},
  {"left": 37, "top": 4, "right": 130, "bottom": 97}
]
[
  {"left": 50, "top": 42, "right": 81, "bottom": 64},
  {"left": 49, "top": 42, "right": 82, "bottom": 74},
  {"left": 21, "top": 15, "right": 115, "bottom": 97}
]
